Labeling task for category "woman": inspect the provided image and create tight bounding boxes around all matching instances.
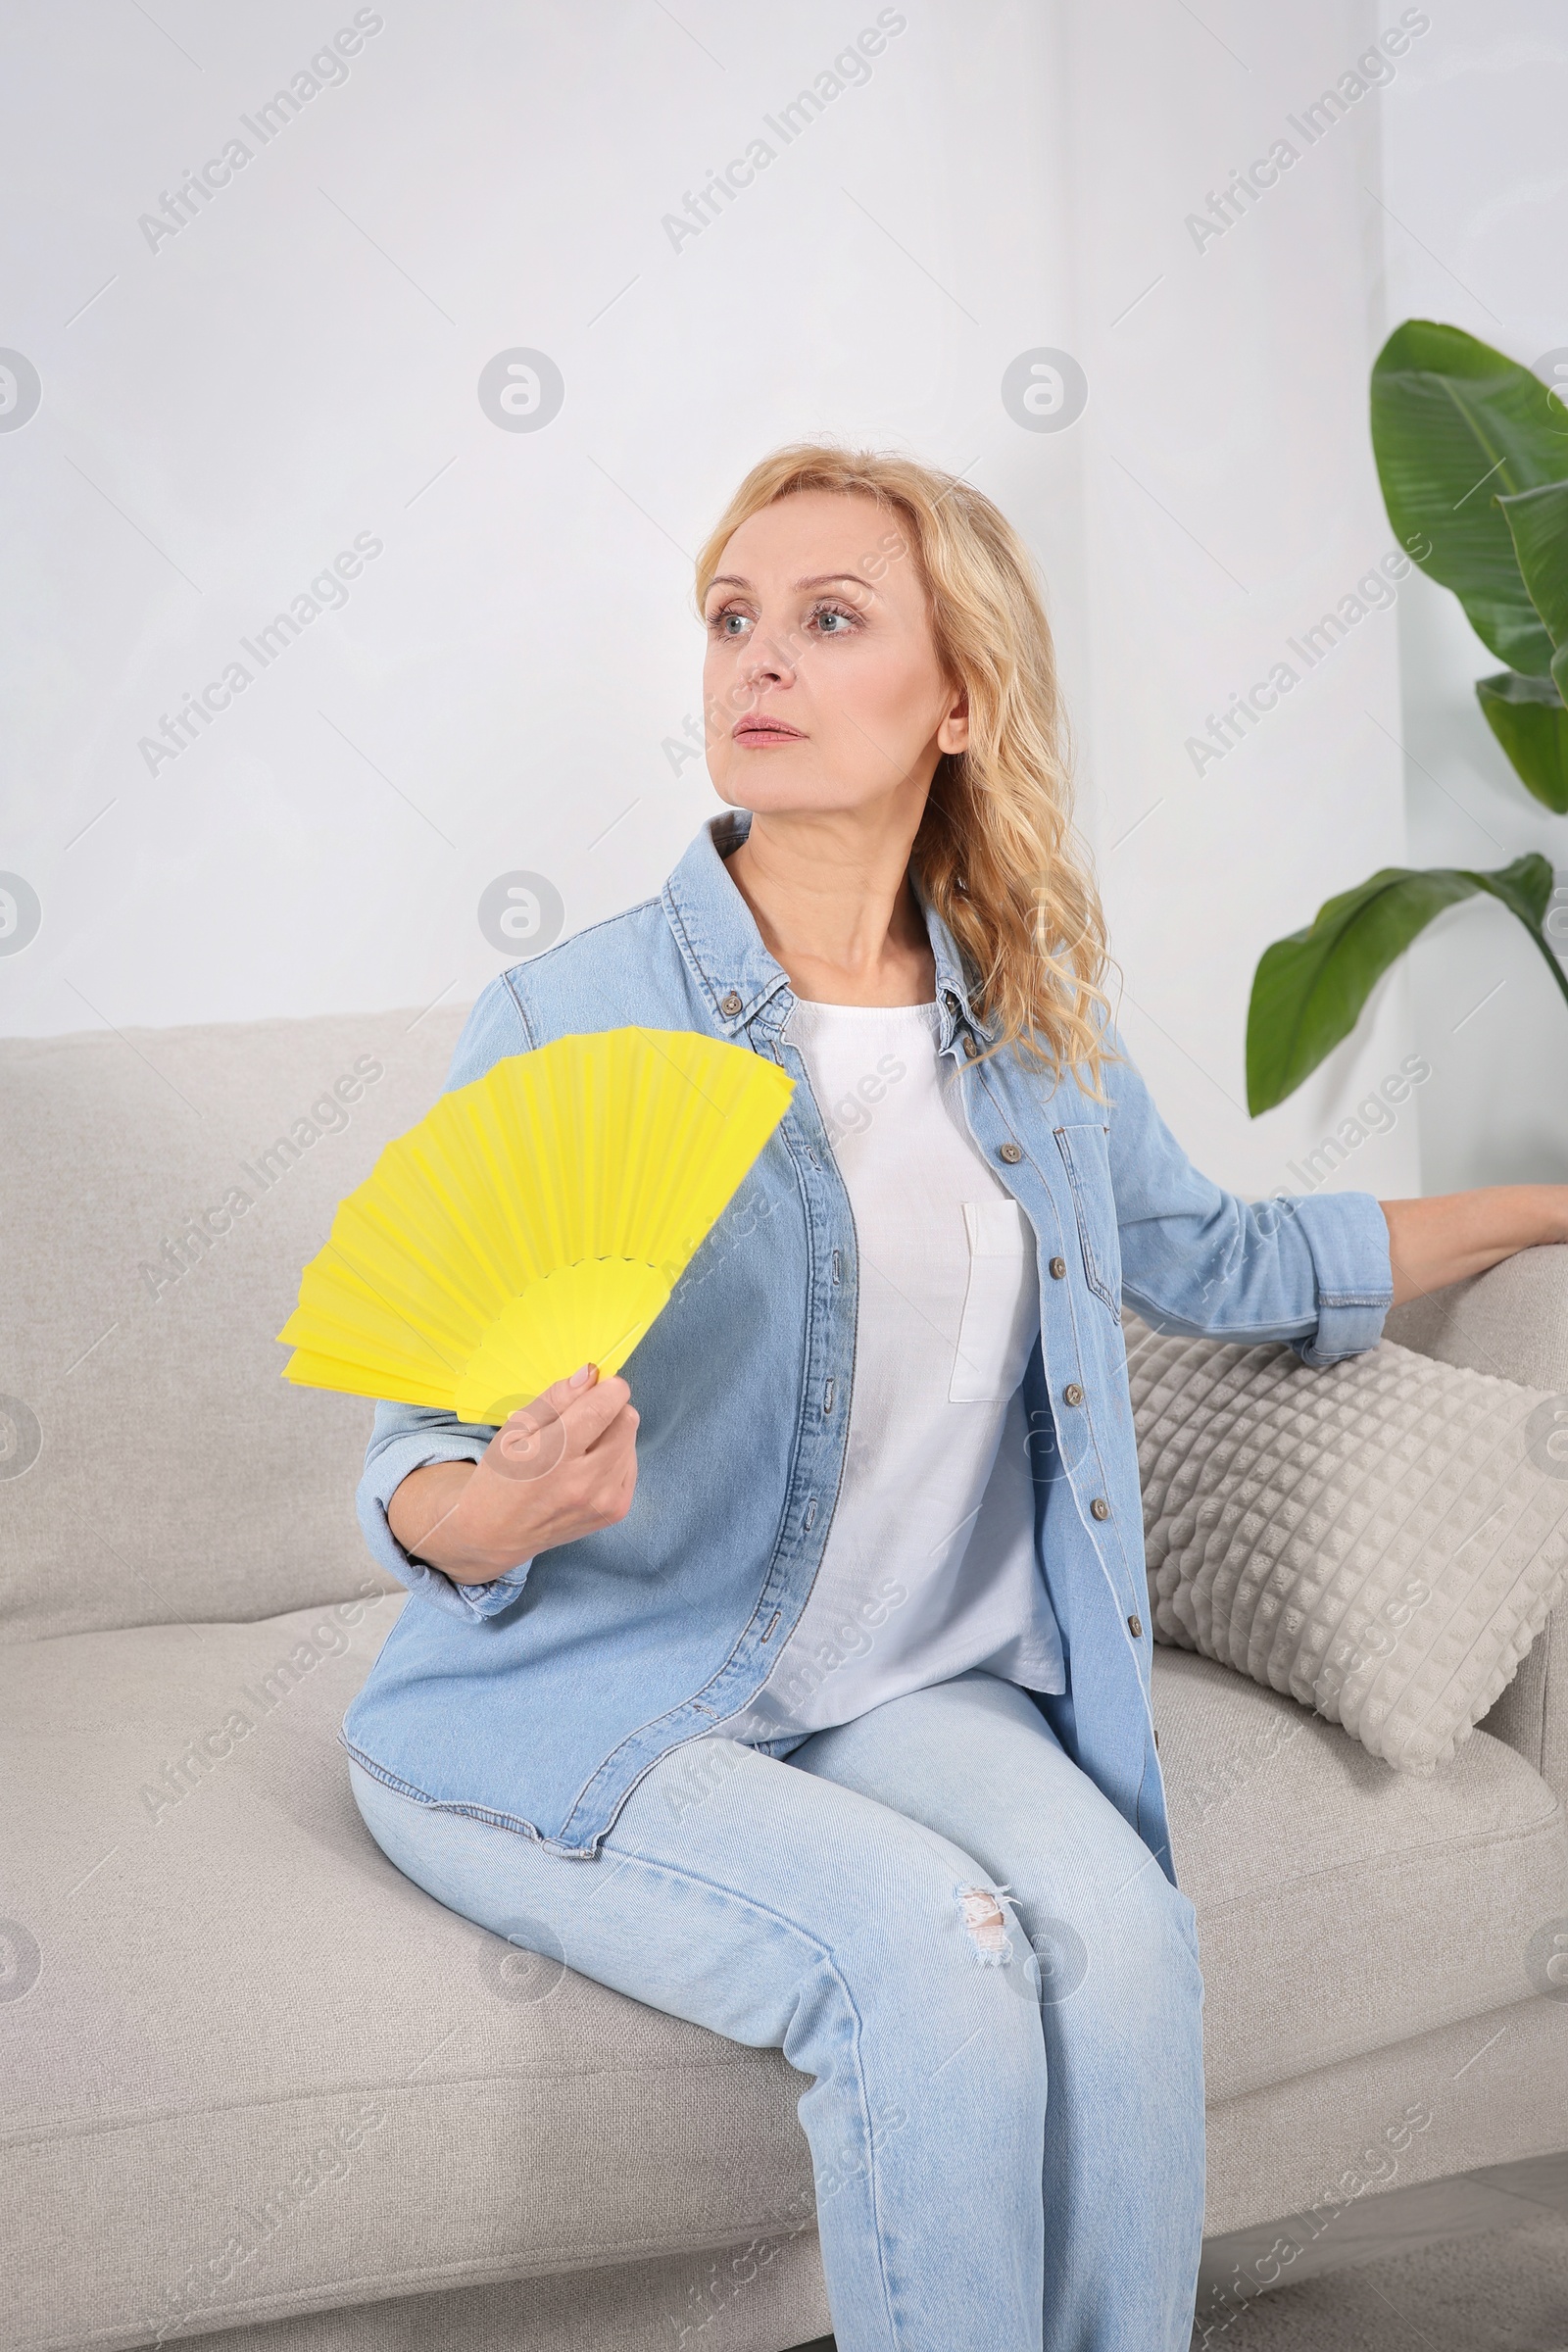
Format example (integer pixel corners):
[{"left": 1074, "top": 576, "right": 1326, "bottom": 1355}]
[{"left": 341, "top": 445, "right": 1566, "bottom": 2351}]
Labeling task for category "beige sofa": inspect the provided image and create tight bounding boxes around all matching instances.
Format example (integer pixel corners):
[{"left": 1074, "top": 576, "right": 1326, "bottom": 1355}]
[{"left": 3, "top": 1004, "right": 1565, "bottom": 2352}]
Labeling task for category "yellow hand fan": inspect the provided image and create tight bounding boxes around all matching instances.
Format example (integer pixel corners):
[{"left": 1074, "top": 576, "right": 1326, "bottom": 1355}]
[{"left": 276, "top": 1026, "right": 794, "bottom": 1424}]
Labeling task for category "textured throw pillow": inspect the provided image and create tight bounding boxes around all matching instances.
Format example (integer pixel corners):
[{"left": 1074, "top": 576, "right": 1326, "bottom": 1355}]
[{"left": 1127, "top": 1317, "right": 1568, "bottom": 1772}]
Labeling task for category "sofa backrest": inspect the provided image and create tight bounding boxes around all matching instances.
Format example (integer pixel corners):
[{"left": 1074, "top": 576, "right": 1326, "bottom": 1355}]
[
  {"left": 1, "top": 1005, "right": 468, "bottom": 1642},
  {"left": 8, "top": 1012, "right": 1565, "bottom": 1660}
]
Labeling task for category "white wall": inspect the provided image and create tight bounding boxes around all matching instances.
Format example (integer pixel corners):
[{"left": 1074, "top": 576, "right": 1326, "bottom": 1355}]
[
  {"left": 1377, "top": 9, "right": 1568, "bottom": 1189},
  {"left": 1058, "top": 0, "right": 1424, "bottom": 1202},
  {"left": 4, "top": 1, "right": 1080, "bottom": 1030},
  {"left": 4, "top": 1, "right": 1552, "bottom": 1200}
]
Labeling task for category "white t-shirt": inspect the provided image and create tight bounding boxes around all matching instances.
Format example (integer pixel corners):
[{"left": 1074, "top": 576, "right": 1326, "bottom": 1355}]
[{"left": 719, "top": 998, "right": 1066, "bottom": 1745}]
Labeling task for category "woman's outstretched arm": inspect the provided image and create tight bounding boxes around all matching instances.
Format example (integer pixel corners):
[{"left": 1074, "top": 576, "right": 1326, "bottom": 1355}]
[{"left": 1380, "top": 1186, "right": 1568, "bottom": 1306}]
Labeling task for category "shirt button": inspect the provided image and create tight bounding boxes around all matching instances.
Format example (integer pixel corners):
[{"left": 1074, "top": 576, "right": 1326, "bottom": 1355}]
[
  {"left": 1062, "top": 1383, "right": 1084, "bottom": 1406},
  {"left": 1049, "top": 1255, "right": 1066, "bottom": 1279},
  {"left": 962, "top": 1034, "right": 979, "bottom": 1060},
  {"left": 1090, "top": 1496, "right": 1111, "bottom": 1521},
  {"left": 1128, "top": 1613, "right": 1143, "bottom": 1638},
  {"left": 720, "top": 990, "right": 743, "bottom": 1016},
  {"left": 998, "top": 1141, "right": 1022, "bottom": 1164}
]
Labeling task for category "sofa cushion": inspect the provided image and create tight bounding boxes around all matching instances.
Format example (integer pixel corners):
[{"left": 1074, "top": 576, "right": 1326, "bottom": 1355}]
[
  {"left": 5, "top": 1600, "right": 1564, "bottom": 2350},
  {"left": 1, "top": 1598, "right": 820, "bottom": 2352},
  {"left": 0, "top": 1005, "right": 469, "bottom": 1642},
  {"left": 1155, "top": 1645, "right": 1568, "bottom": 2103},
  {"left": 1129, "top": 1318, "right": 1568, "bottom": 1771}
]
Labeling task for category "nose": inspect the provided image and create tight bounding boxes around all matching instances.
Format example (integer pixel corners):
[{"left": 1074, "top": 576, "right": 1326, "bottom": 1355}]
[
  {"left": 737, "top": 625, "right": 796, "bottom": 693},
  {"left": 708, "top": 605, "right": 803, "bottom": 731}
]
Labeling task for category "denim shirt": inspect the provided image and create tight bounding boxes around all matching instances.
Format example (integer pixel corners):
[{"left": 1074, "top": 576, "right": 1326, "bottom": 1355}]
[{"left": 339, "top": 811, "right": 1393, "bottom": 1885}]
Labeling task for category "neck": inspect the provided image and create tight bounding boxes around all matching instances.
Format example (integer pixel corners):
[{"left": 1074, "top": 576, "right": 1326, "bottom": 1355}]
[{"left": 722, "top": 800, "right": 937, "bottom": 1007}]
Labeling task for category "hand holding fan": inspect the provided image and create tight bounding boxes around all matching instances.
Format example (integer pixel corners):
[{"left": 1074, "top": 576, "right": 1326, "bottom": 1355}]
[{"left": 276, "top": 1026, "right": 793, "bottom": 1424}]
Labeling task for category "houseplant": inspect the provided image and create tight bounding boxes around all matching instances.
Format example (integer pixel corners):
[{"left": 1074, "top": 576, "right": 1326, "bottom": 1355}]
[{"left": 1246, "top": 321, "right": 1568, "bottom": 1115}]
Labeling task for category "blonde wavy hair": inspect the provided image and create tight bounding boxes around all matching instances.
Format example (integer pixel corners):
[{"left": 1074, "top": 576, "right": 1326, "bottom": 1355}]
[{"left": 694, "top": 444, "right": 1116, "bottom": 1095}]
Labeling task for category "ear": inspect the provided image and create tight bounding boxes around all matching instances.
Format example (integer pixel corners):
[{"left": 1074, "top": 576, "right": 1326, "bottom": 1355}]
[{"left": 936, "top": 683, "right": 970, "bottom": 757}]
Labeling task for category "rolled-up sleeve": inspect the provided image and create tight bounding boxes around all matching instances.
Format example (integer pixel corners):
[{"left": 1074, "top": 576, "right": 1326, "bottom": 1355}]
[
  {"left": 359, "top": 1402, "right": 534, "bottom": 1622},
  {"left": 1281, "top": 1189, "right": 1396, "bottom": 1364},
  {"left": 1104, "top": 1035, "right": 1394, "bottom": 1366}
]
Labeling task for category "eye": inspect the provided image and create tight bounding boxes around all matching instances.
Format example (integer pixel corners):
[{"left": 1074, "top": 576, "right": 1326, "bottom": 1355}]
[
  {"left": 809, "top": 601, "right": 860, "bottom": 637},
  {"left": 706, "top": 604, "right": 752, "bottom": 639}
]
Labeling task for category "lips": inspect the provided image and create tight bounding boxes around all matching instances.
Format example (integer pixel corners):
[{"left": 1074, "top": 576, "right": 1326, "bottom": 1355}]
[{"left": 733, "top": 714, "right": 804, "bottom": 744}]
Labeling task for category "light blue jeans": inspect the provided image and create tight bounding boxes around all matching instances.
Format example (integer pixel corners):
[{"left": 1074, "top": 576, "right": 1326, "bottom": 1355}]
[{"left": 348, "top": 1669, "right": 1205, "bottom": 2350}]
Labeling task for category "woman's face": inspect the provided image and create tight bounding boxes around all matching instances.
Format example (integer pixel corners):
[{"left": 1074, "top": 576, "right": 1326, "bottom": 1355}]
[{"left": 702, "top": 488, "right": 968, "bottom": 817}]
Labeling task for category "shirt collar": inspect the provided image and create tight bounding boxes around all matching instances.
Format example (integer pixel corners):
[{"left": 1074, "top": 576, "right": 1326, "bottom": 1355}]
[{"left": 661, "top": 809, "right": 994, "bottom": 1053}]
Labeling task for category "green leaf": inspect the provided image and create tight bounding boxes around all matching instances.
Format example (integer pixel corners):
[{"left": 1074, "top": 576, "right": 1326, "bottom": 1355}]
[
  {"left": 1370, "top": 320, "right": 1568, "bottom": 675},
  {"left": 1496, "top": 480, "right": 1568, "bottom": 702},
  {"left": 1247, "top": 855, "right": 1567, "bottom": 1114},
  {"left": 1476, "top": 848, "right": 1559, "bottom": 934},
  {"left": 1476, "top": 671, "right": 1568, "bottom": 813}
]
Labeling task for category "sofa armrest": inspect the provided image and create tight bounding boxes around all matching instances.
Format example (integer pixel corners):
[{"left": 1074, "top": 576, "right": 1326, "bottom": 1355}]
[
  {"left": 1385, "top": 1243, "right": 1568, "bottom": 1809},
  {"left": 1479, "top": 1594, "right": 1568, "bottom": 1814}
]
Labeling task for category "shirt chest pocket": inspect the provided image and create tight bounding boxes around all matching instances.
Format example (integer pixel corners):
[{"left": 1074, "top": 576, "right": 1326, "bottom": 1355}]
[
  {"left": 1054, "top": 1123, "right": 1122, "bottom": 1321},
  {"left": 949, "top": 1198, "right": 1040, "bottom": 1404}
]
